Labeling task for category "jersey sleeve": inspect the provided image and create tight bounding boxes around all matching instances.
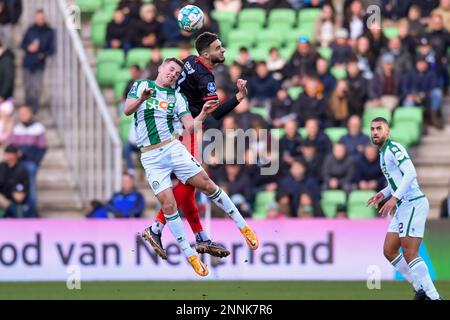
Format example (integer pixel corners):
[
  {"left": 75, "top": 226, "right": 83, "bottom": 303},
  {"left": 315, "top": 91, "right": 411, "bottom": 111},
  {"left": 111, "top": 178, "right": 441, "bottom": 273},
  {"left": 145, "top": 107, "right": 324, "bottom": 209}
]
[
  {"left": 127, "top": 80, "right": 147, "bottom": 99},
  {"left": 389, "top": 143, "right": 410, "bottom": 167},
  {"left": 197, "top": 72, "right": 219, "bottom": 101},
  {"left": 175, "top": 93, "right": 191, "bottom": 119}
]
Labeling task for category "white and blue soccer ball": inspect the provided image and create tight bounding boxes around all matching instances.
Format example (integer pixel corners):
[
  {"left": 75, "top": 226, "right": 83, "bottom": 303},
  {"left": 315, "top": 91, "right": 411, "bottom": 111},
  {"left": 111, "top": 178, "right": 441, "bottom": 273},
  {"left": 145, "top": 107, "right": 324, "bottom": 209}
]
[{"left": 177, "top": 5, "right": 204, "bottom": 32}]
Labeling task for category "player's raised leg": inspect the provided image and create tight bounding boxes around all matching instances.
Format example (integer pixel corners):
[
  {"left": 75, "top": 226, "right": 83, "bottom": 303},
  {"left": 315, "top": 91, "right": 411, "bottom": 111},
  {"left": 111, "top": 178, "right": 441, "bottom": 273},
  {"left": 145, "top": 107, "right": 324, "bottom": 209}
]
[
  {"left": 149, "top": 187, "right": 208, "bottom": 277},
  {"left": 186, "top": 170, "right": 259, "bottom": 250},
  {"left": 383, "top": 232, "right": 426, "bottom": 300}
]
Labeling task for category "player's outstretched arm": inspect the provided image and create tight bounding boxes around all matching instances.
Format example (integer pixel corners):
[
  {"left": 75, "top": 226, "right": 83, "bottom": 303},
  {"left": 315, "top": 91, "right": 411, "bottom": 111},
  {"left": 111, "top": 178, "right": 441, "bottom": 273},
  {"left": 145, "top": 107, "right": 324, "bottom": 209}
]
[
  {"left": 182, "top": 100, "right": 219, "bottom": 133},
  {"left": 211, "top": 79, "right": 248, "bottom": 120},
  {"left": 124, "top": 88, "right": 152, "bottom": 116}
]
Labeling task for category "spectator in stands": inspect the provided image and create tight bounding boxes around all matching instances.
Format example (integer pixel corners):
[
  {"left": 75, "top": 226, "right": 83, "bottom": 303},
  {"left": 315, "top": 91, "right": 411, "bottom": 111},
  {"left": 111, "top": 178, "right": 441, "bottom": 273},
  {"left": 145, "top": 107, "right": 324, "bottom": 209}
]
[
  {"left": 398, "top": 20, "right": 418, "bottom": 60},
  {"left": 404, "top": 5, "right": 427, "bottom": 40},
  {"left": 223, "top": 63, "right": 243, "bottom": 97},
  {"left": 234, "top": 47, "right": 255, "bottom": 80},
  {"left": 213, "top": 0, "right": 242, "bottom": 13},
  {"left": 162, "top": 7, "right": 192, "bottom": 47},
  {"left": 322, "top": 143, "right": 355, "bottom": 193},
  {"left": 343, "top": 0, "right": 365, "bottom": 44},
  {"left": 270, "top": 88, "right": 295, "bottom": 128},
  {"left": 87, "top": 173, "right": 144, "bottom": 218},
  {"left": 382, "top": 0, "right": 410, "bottom": 21},
  {"left": 410, "top": 0, "right": 440, "bottom": 18},
  {"left": 248, "top": 61, "right": 280, "bottom": 109},
  {"left": 266, "top": 47, "right": 285, "bottom": 80},
  {"left": 330, "top": 28, "right": 353, "bottom": 67},
  {"left": 316, "top": 57, "right": 336, "bottom": 95},
  {"left": 328, "top": 79, "right": 350, "bottom": 127},
  {"left": 367, "top": 53, "right": 401, "bottom": 111},
  {"left": 106, "top": 9, "right": 132, "bottom": 52},
  {"left": 401, "top": 57, "right": 443, "bottom": 128},
  {"left": 123, "top": 64, "right": 143, "bottom": 100},
  {"left": 20, "top": 9, "right": 55, "bottom": 114},
  {"left": 314, "top": 2, "right": 338, "bottom": 48},
  {"left": 143, "top": 47, "right": 163, "bottom": 80},
  {"left": 417, "top": 37, "right": 438, "bottom": 72},
  {"left": 266, "top": 198, "right": 290, "bottom": 219},
  {"left": 0, "top": 0, "right": 22, "bottom": 49},
  {"left": 278, "top": 159, "right": 321, "bottom": 215},
  {"left": 440, "top": 179, "right": 450, "bottom": 218},
  {"left": 303, "top": 117, "right": 332, "bottom": 157},
  {"left": 427, "top": 13, "right": 450, "bottom": 90},
  {"left": 346, "top": 59, "right": 368, "bottom": 116},
  {"left": 292, "top": 76, "right": 329, "bottom": 127},
  {"left": 0, "top": 99, "right": 13, "bottom": 146},
  {"left": 354, "top": 35, "right": 376, "bottom": 79},
  {"left": 9, "top": 105, "right": 47, "bottom": 216},
  {"left": 432, "top": 0, "right": 450, "bottom": 31},
  {"left": 296, "top": 191, "right": 324, "bottom": 218},
  {"left": 232, "top": 97, "right": 260, "bottom": 132},
  {"left": 339, "top": 114, "right": 370, "bottom": 156},
  {"left": 0, "top": 39, "right": 14, "bottom": 103},
  {"left": 299, "top": 139, "right": 324, "bottom": 183},
  {"left": 280, "top": 119, "right": 303, "bottom": 166},
  {"left": 217, "top": 164, "right": 254, "bottom": 204},
  {"left": 283, "top": 36, "right": 320, "bottom": 82},
  {"left": 0, "top": 145, "right": 32, "bottom": 218},
  {"left": 118, "top": 0, "right": 144, "bottom": 23},
  {"left": 364, "top": 21, "right": 388, "bottom": 59},
  {"left": 132, "top": 3, "right": 163, "bottom": 48},
  {"left": 379, "top": 36, "right": 413, "bottom": 75},
  {"left": 334, "top": 203, "right": 348, "bottom": 218},
  {"left": 353, "top": 144, "right": 385, "bottom": 191}
]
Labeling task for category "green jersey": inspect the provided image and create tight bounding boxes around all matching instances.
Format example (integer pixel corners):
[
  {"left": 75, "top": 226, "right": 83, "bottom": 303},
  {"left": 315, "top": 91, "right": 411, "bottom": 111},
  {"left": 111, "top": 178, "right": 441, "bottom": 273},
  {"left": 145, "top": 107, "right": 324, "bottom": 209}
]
[{"left": 127, "top": 80, "right": 191, "bottom": 147}]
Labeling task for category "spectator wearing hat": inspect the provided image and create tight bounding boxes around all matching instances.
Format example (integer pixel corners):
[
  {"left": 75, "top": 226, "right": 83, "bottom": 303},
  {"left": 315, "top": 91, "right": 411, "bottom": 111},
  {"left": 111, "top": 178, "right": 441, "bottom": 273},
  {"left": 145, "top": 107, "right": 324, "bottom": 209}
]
[
  {"left": 417, "top": 36, "right": 438, "bottom": 71},
  {"left": 0, "top": 145, "right": 33, "bottom": 218},
  {"left": 339, "top": 114, "right": 370, "bottom": 156},
  {"left": 330, "top": 28, "right": 353, "bottom": 67},
  {"left": 353, "top": 144, "right": 385, "bottom": 191},
  {"left": 345, "top": 59, "right": 369, "bottom": 117},
  {"left": 367, "top": 53, "right": 402, "bottom": 111},
  {"left": 283, "top": 35, "right": 320, "bottom": 82},
  {"left": 401, "top": 57, "right": 443, "bottom": 128}
]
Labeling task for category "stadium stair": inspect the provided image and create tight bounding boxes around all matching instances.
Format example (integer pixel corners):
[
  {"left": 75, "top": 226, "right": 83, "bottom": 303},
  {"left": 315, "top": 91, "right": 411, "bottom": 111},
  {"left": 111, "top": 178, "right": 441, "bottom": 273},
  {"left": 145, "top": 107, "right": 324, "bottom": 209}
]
[{"left": 11, "top": 22, "right": 84, "bottom": 218}]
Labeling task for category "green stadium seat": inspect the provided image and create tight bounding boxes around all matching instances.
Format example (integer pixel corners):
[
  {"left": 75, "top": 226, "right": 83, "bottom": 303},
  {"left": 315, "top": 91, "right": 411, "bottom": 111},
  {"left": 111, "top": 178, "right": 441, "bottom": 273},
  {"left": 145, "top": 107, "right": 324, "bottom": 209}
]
[
  {"left": 321, "top": 190, "right": 347, "bottom": 218},
  {"left": 393, "top": 122, "right": 421, "bottom": 145},
  {"left": 211, "top": 10, "right": 237, "bottom": 45},
  {"left": 347, "top": 190, "right": 377, "bottom": 219},
  {"left": 228, "top": 29, "right": 257, "bottom": 49},
  {"left": 255, "top": 30, "right": 284, "bottom": 51},
  {"left": 363, "top": 107, "right": 392, "bottom": 129},
  {"left": 268, "top": 22, "right": 296, "bottom": 33},
  {"left": 251, "top": 47, "right": 269, "bottom": 62},
  {"left": 390, "top": 127, "right": 413, "bottom": 149},
  {"left": 102, "top": 0, "right": 121, "bottom": 7},
  {"left": 280, "top": 46, "right": 296, "bottom": 60},
  {"left": 270, "top": 128, "right": 286, "bottom": 140},
  {"left": 318, "top": 46, "right": 332, "bottom": 62},
  {"left": 296, "top": 25, "right": 316, "bottom": 41},
  {"left": 119, "top": 114, "right": 133, "bottom": 143},
  {"left": 250, "top": 107, "right": 269, "bottom": 119},
  {"left": 224, "top": 47, "right": 239, "bottom": 65},
  {"left": 331, "top": 66, "right": 347, "bottom": 80},
  {"left": 114, "top": 69, "right": 131, "bottom": 101},
  {"left": 97, "top": 49, "right": 125, "bottom": 65},
  {"left": 76, "top": 0, "right": 102, "bottom": 14},
  {"left": 384, "top": 27, "right": 400, "bottom": 39},
  {"left": 235, "top": 21, "right": 263, "bottom": 35},
  {"left": 161, "top": 47, "right": 181, "bottom": 59},
  {"left": 238, "top": 8, "right": 266, "bottom": 29},
  {"left": 91, "top": 10, "right": 114, "bottom": 24},
  {"left": 298, "top": 128, "right": 307, "bottom": 139},
  {"left": 287, "top": 86, "right": 303, "bottom": 100},
  {"left": 126, "top": 48, "right": 152, "bottom": 68},
  {"left": 393, "top": 107, "right": 423, "bottom": 125},
  {"left": 253, "top": 191, "right": 276, "bottom": 219},
  {"left": 324, "top": 127, "right": 348, "bottom": 144},
  {"left": 298, "top": 8, "right": 322, "bottom": 26},
  {"left": 91, "top": 23, "right": 107, "bottom": 48},
  {"left": 267, "top": 8, "right": 296, "bottom": 28},
  {"left": 96, "top": 62, "right": 121, "bottom": 87}
]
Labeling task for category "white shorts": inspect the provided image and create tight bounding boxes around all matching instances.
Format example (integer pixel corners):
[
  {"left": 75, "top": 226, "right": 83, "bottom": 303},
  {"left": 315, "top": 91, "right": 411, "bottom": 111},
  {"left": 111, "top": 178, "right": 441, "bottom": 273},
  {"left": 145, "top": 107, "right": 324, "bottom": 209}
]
[
  {"left": 140, "top": 140, "right": 203, "bottom": 195},
  {"left": 387, "top": 196, "right": 429, "bottom": 238}
]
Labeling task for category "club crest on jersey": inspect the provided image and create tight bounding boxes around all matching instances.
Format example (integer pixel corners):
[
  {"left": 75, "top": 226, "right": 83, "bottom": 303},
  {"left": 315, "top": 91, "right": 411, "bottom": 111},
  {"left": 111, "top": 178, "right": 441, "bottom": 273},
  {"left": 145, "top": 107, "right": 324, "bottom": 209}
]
[
  {"left": 395, "top": 151, "right": 405, "bottom": 161},
  {"left": 152, "top": 181, "right": 160, "bottom": 190},
  {"left": 129, "top": 83, "right": 138, "bottom": 95},
  {"left": 207, "top": 82, "right": 216, "bottom": 93},
  {"left": 167, "top": 94, "right": 176, "bottom": 104}
]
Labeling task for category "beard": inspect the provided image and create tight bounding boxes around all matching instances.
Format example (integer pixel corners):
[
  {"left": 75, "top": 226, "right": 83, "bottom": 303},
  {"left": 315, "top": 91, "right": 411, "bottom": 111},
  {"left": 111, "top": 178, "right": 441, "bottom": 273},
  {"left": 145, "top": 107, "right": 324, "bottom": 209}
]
[{"left": 211, "top": 55, "right": 225, "bottom": 64}]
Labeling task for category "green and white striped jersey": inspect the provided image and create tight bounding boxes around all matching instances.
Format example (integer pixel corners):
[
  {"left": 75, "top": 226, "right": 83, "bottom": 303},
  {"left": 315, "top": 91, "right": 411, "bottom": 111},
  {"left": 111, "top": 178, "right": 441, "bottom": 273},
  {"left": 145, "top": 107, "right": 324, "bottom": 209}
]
[
  {"left": 379, "top": 139, "right": 424, "bottom": 201},
  {"left": 127, "top": 80, "right": 191, "bottom": 147}
]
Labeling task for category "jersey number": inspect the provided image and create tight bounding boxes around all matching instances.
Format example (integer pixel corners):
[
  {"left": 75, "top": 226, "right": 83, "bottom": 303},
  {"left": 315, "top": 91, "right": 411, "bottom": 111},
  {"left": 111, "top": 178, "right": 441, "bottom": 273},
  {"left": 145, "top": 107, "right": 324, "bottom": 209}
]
[{"left": 399, "top": 223, "right": 404, "bottom": 234}]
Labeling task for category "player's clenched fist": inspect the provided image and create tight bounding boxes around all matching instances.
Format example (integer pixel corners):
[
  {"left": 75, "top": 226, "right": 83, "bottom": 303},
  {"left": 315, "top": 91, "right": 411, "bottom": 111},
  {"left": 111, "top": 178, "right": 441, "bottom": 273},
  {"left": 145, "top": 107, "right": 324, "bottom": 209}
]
[
  {"left": 141, "top": 88, "right": 153, "bottom": 101},
  {"left": 236, "top": 79, "right": 248, "bottom": 102},
  {"left": 202, "top": 100, "right": 220, "bottom": 114}
]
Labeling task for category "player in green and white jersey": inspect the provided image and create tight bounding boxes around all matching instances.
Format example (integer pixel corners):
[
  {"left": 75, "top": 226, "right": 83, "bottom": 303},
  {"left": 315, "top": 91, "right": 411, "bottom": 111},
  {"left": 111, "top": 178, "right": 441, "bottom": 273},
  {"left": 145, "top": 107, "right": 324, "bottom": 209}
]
[
  {"left": 367, "top": 117, "right": 441, "bottom": 300},
  {"left": 124, "top": 58, "right": 259, "bottom": 277}
]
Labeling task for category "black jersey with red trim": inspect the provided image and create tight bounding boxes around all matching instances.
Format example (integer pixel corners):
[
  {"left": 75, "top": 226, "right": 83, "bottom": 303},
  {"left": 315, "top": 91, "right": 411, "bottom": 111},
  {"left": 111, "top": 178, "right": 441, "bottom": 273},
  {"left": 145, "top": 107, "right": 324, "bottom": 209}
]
[{"left": 177, "top": 55, "right": 219, "bottom": 118}]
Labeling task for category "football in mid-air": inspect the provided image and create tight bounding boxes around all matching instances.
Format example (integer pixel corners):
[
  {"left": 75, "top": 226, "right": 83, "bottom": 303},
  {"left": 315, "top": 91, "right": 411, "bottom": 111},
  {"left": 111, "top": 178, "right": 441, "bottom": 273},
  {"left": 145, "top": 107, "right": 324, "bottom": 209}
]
[{"left": 177, "top": 5, "right": 204, "bottom": 32}]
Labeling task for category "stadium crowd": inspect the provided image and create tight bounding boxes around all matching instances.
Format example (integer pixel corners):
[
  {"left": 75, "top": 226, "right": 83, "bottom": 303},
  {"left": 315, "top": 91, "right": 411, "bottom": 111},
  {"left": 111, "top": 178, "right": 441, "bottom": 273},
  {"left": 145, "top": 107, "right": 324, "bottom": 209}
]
[{"left": 1, "top": 0, "right": 450, "bottom": 219}]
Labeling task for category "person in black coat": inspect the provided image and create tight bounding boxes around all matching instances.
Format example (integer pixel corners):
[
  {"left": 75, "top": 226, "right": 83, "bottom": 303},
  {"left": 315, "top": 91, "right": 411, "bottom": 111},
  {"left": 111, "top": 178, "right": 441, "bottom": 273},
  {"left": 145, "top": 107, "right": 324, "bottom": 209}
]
[
  {"left": 132, "top": 3, "right": 163, "bottom": 48},
  {"left": 345, "top": 59, "right": 368, "bottom": 117},
  {"left": 106, "top": 9, "right": 132, "bottom": 52},
  {"left": 353, "top": 145, "right": 385, "bottom": 191},
  {"left": 303, "top": 117, "right": 332, "bottom": 157},
  {"left": 0, "top": 39, "right": 14, "bottom": 102}
]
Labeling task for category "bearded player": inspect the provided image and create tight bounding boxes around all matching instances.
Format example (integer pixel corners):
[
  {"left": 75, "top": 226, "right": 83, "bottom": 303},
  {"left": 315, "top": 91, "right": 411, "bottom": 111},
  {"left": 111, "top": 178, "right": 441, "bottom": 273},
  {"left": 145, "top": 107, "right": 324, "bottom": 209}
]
[
  {"left": 367, "top": 117, "right": 442, "bottom": 300},
  {"left": 145, "top": 32, "right": 258, "bottom": 259}
]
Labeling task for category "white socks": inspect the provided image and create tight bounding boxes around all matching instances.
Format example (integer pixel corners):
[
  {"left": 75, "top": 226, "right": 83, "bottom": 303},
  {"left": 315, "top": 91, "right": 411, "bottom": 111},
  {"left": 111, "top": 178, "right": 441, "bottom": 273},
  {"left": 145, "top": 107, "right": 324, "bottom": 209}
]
[
  {"left": 408, "top": 257, "right": 440, "bottom": 300},
  {"left": 164, "top": 211, "right": 196, "bottom": 258},
  {"left": 390, "top": 254, "right": 421, "bottom": 291},
  {"left": 208, "top": 186, "right": 247, "bottom": 229}
]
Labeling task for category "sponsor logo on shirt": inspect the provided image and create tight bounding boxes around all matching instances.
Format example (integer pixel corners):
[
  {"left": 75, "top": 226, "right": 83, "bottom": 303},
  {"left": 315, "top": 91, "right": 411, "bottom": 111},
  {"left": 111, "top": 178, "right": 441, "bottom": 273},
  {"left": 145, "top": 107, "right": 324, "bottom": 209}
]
[
  {"left": 185, "top": 62, "right": 195, "bottom": 74},
  {"left": 207, "top": 82, "right": 216, "bottom": 93}
]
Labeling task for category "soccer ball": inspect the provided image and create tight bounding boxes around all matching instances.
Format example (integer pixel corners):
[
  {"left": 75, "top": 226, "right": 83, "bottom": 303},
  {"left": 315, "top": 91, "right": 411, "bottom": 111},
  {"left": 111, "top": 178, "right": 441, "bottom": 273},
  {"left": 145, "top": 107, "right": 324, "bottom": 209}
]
[{"left": 177, "top": 5, "right": 204, "bottom": 32}]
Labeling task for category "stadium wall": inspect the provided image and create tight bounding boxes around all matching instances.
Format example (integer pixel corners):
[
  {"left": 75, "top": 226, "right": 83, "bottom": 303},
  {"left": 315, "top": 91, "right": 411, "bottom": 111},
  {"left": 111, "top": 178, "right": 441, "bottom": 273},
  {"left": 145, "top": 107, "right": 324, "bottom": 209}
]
[{"left": 0, "top": 219, "right": 447, "bottom": 281}]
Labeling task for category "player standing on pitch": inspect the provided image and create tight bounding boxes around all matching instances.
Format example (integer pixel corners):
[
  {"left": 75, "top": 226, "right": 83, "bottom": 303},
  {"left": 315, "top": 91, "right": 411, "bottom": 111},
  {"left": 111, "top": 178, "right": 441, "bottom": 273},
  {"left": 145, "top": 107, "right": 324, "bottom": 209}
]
[
  {"left": 146, "top": 32, "right": 258, "bottom": 259},
  {"left": 367, "top": 117, "right": 442, "bottom": 300}
]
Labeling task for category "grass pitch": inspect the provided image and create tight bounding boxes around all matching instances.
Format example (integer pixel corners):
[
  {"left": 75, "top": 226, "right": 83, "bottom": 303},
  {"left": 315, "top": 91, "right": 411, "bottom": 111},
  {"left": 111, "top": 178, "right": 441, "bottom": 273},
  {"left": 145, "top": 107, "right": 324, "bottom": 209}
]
[{"left": 0, "top": 281, "right": 449, "bottom": 300}]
